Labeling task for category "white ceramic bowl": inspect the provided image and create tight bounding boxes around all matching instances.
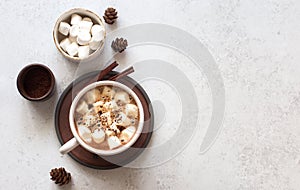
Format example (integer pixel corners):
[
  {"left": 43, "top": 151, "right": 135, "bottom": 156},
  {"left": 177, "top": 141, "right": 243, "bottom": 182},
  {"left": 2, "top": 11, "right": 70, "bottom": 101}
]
[
  {"left": 53, "top": 8, "right": 106, "bottom": 62},
  {"left": 59, "top": 81, "right": 144, "bottom": 156}
]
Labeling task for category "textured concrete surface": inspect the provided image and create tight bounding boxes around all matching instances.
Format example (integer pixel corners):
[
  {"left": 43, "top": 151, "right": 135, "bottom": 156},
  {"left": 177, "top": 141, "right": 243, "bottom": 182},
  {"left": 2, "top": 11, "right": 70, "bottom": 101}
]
[{"left": 1, "top": 0, "right": 300, "bottom": 189}]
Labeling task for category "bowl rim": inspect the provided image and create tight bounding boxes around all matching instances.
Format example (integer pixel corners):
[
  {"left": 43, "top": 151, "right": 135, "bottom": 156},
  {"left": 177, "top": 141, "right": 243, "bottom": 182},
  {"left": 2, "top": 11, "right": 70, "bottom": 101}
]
[
  {"left": 53, "top": 8, "right": 106, "bottom": 61},
  {"left": 16, "top": 63, "right": 55, "bottom": 101},
  {"left": 69, "top": 80, "right": 145, "bottom": 156}
]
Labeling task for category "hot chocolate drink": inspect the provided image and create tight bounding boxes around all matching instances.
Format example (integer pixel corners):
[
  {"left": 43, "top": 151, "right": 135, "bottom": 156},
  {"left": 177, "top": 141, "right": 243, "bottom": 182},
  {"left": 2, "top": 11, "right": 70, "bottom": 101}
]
[{"left": 74, "top": 85, "right": 139, "bottom": 150}]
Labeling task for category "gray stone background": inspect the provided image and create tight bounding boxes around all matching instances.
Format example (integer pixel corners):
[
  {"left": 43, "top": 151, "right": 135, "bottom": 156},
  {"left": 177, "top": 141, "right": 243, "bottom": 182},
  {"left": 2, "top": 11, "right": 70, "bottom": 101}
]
[{"left": 1, "top": 0, "right": 300, "bottom": 189}]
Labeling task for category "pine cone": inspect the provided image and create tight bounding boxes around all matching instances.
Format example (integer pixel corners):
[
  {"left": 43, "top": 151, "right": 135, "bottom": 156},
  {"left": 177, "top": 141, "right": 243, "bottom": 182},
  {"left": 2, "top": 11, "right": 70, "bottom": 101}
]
[
  {"left": 50, "top": 167, "right": 71, "bottom": 186},
  {"left": 103, "top": 7, "right": 118, "bottom": 24},
  {"left": 111, "top": 38, "right": 128, "bottom": 53}
]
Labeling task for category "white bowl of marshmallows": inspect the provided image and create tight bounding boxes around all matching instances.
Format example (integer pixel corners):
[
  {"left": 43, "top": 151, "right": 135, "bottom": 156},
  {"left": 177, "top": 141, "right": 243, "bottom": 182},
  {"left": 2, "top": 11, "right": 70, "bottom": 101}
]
[{"left": 53, "top": 8, "right": 106, "bottom": 62}]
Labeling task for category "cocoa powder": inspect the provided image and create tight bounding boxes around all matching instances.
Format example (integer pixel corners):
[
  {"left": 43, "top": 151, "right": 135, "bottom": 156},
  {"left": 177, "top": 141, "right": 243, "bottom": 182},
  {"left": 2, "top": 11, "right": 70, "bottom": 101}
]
[{"left": 23, "top": 68, "right": 51, "bottom": 98}]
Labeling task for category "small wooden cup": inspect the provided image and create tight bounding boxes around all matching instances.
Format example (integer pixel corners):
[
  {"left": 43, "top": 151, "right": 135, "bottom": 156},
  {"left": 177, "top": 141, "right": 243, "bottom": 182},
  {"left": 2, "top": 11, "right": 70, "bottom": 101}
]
[{"left": 17, "top": 64, "right": 55, "bottom": 101}]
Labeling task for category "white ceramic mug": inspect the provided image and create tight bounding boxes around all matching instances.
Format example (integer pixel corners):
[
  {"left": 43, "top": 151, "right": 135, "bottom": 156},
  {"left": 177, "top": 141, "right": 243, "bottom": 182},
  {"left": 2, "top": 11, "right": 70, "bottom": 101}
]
[{"left": 59, "top": 81, "right": 144, "bottom": 156}]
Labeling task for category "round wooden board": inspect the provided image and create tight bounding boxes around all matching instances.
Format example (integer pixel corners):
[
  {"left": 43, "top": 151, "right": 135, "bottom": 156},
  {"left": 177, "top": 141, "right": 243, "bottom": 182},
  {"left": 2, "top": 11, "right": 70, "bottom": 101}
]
[{"left": 54, "top": 71, "right": 154, "bottom": 170}]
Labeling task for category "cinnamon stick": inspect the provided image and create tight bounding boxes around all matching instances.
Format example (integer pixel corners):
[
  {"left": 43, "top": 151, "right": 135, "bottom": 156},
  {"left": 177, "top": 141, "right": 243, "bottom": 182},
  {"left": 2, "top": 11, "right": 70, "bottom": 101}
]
[
  {"left": 109, "top": 66, "right": 134, "bottom": 81},
  {"left": 97, "top": 61, "right": 119, "bottom": 81},
  {"left": 89, "top": 61, "right": 119, "bottom": 83}
]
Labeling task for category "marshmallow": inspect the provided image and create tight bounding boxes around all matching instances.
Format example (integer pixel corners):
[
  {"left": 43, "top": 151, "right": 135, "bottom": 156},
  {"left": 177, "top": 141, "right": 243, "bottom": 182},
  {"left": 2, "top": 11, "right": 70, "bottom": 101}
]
[
  {"left": 82, "top": 17, "right": 92, "bottom": 22},
  {"left": 107, "top": 136, "right": 121, "bottom": 149},
  {"left": 125, "top": 104, "right": 138, "bottom": 118},
  {"left": 78, "top": 45, "right": 90, "bottom": 59},
  {"left": 101, "top": 86, "right": 115, "bottom": 100},
  {"left": 93, "top": 100, "right": 104, "bottom": 113},
  {"left": 71, "top": 14, "right": 82, "bottom": 25},
  {"left": 66, "top": 42, "right": 79, "bottom": 57},
  {"left": 78, "top": 126, "right": 92, "bottom": 143},
  {"left": 103, "top": 101, "right": 113, "bottom": 111},
  {"left": 93, "top": 100, "right": 104, "bottom": 107},
  {"left": 89, "top": 37, "right": 102, "bottom": 50},
  {"left": 129, "top": 118, "right": 137, "bottom": 125},
  {"left": 69, "top": 24, "right": 80, "bottom": 38},
  {"left": 102, "top": 101, "right": 119, "bottom": 113},
  {"left": 115, "top": 112, "right": 131, "bottom": 126},
  {"left": 75, "top": 100, "right": 89, "bottom": 115},
  {"left": 69, "top": 36, "right": 77, "bottom": 43},
  {"left": 92, "top": 129, "right": 105, "bottom": 143},
  {"left": 91, "top": 24, "right": 104, "bottom": 35},
  {"left": 58, "top": 22, "right": 70, "bottom": 36},
  {"left": 110, "top": 122, "right": 120, "bottom": 135},
  {"left": 83, "top": 114, "right": 98, "bottom": 127},
  {"left": 78, "top": 20, "right": 93, "bottom": 33},
  {"left": 77, "top": 31, "right": 91, "bottom": 45},
  {"left": 93, "top": 31, "right": 105, "bottom": 42},
  {"left": 105, "top": 129, "right": 115, "bottom": 137},
  {"left": 59, "top": 38, "right": 71, "bottom": 52},
  {"left": 110, "top": 101, "right": 120, "bottom": 112},
  {"left": 119, "top": 126, "right": 136, "bottom": 143},
  {"left": 114, "top": 91, "right": 130, "bottom": 105},
  {"left": 100, "top": 112, "right": 112, "bottom": 126},
  {"left": 89, "top": 25, "right": 104, "bottom": 51},
  {"left": 91, "top": 24, "right": 105, "bottom": 41},
  {"left": 85, "top": 89, "right": 101, "bottom": 104}
]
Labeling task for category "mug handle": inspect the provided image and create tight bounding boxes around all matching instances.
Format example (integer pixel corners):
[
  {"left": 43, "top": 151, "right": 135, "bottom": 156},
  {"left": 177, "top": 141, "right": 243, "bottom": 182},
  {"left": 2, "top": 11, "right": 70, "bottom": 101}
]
[{"left": 59, "top": 138, "right": 79, "bottom": 154}]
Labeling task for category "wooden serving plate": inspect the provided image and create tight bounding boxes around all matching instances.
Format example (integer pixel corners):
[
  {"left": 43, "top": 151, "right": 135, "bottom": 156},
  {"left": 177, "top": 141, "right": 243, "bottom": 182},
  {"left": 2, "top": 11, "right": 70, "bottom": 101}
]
[{"left": 54, "top": 71, "right": 154, "bottom": 169}]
